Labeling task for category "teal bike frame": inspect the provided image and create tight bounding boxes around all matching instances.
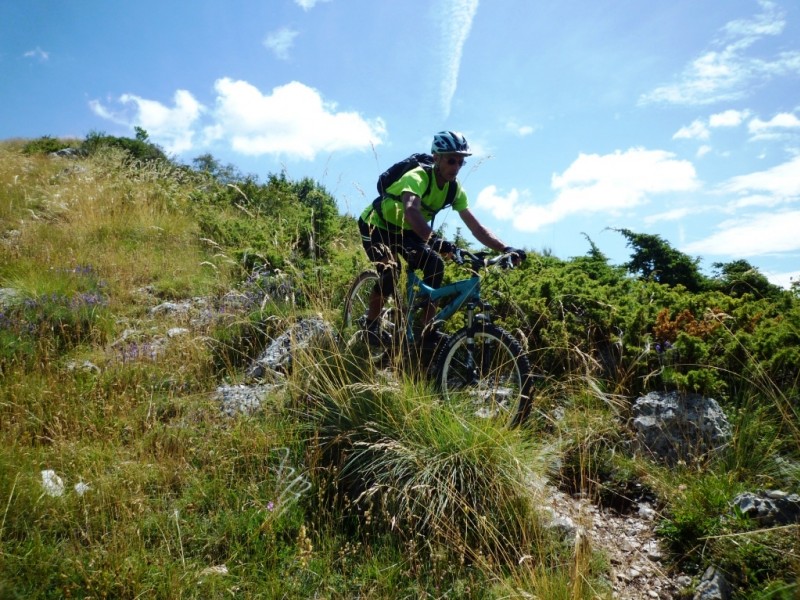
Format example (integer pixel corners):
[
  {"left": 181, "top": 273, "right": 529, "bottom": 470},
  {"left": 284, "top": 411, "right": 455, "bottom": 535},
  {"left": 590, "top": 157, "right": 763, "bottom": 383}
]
[{"left": 401, "top": 249, "right": 502, "bottom": 344}]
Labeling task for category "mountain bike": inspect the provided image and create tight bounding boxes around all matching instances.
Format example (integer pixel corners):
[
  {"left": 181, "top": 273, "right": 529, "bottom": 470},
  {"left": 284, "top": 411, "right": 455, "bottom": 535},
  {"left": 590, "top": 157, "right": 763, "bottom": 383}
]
[{"left": 342, "top": 248, "right": 534, "bottom": 427}]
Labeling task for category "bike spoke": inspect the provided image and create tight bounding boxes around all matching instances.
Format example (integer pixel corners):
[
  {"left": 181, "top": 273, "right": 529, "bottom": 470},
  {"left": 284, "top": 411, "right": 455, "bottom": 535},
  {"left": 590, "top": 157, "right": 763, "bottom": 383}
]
[
  {"left": 342, "top": 270, "right": 403, "bottom": 367},
  {"left": 436, "top": 325, "right": 532, "bottom": 427}
]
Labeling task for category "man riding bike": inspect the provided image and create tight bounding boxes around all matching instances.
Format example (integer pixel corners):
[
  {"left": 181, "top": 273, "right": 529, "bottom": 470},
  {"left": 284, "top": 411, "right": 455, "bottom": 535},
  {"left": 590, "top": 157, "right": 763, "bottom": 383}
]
[{"left": 357, "top": 130, "right": 526, "bottom": 348}]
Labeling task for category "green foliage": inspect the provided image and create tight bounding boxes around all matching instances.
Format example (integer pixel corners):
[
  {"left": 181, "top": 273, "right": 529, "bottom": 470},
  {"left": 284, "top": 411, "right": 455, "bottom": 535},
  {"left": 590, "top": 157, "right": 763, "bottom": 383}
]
[
  {"left": 652, "top": 380, "right": 800, "bottom": 593},
  {"left": 298, "top": 351, "right": 558, "bottom": 577},
  {"left": 260, "top": 173, "right": 341, "bottom": 260},
  {"left": 477, "top": 238, "right": 799, "bottom": 403},
  {"left": 0, "top": 265, "right": 112, "bottom": 367},
  {"left": 189, "top": 171, "right": 342, "bottom": 271},
  {"left": 134, "top": 126, "right": 149, "bottom": 142},
  {"left": 613, "top": 227, "right": 706, "bottom": 292},
  {"left": 81, "top": 130, "right": 168, "bottom": 162},
  {"left": 191, "top": 152, "right": 243, "bottom": 183},
  {"left": 710, "top": 259, "right": 783, "bottom": 299},
  {"left": 21, "top": 135, "right": 79, "bottom": 155},
  {"left": 657, "top": 472, "right": 734, "bottom": 570},
  {"left": 680, "top": 507, "right": 798, "bottom": 595},
  {"left": 2, "top": 137, "right": 799, "bottom": 598}
]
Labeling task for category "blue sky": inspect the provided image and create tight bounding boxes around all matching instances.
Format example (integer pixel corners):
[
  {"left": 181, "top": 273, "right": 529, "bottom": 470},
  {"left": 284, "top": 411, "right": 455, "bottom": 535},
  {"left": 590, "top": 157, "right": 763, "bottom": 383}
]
[{"left": 2, "top": 0, "right": 799, "bottom": 288}]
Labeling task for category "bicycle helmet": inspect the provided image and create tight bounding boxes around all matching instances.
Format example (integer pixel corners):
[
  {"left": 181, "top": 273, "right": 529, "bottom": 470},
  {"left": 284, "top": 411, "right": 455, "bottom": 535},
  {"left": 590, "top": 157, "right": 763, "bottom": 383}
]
[{"left": 431, "top": 131, "right": 471, "bottom": 156}]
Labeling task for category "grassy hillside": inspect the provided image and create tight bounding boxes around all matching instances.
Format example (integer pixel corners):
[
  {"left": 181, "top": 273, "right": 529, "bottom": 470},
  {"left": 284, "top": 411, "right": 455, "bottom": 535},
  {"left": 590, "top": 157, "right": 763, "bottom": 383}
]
[{"left": 1, "top": 137, "right": 798, "bottom": 598}]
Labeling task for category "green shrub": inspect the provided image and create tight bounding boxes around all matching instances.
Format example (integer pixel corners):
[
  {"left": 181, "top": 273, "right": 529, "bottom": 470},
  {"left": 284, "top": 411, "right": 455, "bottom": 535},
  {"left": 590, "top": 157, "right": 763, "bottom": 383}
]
[
  {"left": 299, "top": 351, "right": 553, "bottom": 571},
  {"left": 81, "top": 130, "right": 168, "bottom": 162},
  {"left": 657, "top": 473, "right": 734, "bottom": 571},
  {"left": 22, "top": 135, "right": 79, "bottom": 155}
]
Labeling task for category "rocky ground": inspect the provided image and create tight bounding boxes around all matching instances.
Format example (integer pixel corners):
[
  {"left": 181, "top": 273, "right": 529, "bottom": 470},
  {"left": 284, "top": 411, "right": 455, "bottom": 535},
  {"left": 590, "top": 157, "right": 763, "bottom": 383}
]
[
  {"left": 546, "top": 487, "right": 692, "bottom": 599},
  {"left": 216, "top": 317, "right": 698, "bottom": 599},
  {"left": 218, "top": 377, "right": 696, "bottom": 599}
]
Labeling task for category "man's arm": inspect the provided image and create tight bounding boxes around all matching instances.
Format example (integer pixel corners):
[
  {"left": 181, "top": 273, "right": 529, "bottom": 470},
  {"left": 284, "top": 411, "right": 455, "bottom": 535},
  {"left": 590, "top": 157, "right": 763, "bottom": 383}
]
[
  {"left": 458, "top": 208, "right": 507, "bottom": 252},
  {"left": 402, "top": 192, "right": 436, "bottom": 240}
]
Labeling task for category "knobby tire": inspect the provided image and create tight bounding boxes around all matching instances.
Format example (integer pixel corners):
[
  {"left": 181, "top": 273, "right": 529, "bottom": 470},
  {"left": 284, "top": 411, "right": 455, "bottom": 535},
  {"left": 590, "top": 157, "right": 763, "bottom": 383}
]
[
  {"left": 342, "top": 270, "right": 401, "bottom": 363},
  {"left": 434, "top": 323, "right": 533, "bottom": 427}
]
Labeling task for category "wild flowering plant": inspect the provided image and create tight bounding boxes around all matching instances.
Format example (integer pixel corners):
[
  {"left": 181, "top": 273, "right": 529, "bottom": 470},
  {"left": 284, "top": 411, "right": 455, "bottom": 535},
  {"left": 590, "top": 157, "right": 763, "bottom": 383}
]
[{"left": 0, "top": 264, "right": 110, "bottom": 363}]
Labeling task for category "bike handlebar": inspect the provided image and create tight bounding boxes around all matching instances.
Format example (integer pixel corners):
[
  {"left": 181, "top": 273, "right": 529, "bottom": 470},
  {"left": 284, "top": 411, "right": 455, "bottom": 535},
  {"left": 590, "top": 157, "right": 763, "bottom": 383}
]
[{"left": 452, "top": 248, "right": 519, "bottom": 271}]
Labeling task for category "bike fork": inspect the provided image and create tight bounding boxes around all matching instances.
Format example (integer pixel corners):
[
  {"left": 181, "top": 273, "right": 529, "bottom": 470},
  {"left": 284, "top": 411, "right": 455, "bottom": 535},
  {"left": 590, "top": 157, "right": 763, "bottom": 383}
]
[{"left": 463, "top": 304, "right": 481, "bottom": 385}]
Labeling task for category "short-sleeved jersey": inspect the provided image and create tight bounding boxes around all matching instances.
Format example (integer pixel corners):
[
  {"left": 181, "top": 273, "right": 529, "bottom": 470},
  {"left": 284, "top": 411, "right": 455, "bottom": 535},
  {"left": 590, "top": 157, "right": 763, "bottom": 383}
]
[{"left": 360, "top": 166, "right": 468, "bottom": 230}]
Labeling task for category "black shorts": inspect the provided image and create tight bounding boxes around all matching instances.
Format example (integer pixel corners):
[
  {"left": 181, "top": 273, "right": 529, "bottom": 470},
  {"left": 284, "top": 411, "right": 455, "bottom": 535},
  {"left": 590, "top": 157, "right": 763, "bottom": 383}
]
[{"left": 357, "top": 218, "right": 445, "bottom": 295}]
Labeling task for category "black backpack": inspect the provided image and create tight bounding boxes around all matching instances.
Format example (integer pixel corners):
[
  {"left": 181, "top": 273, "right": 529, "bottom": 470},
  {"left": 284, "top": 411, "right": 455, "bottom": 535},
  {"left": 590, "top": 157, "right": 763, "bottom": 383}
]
[{"left": 371, "top": 153, "right": 458, "bottom": 227}]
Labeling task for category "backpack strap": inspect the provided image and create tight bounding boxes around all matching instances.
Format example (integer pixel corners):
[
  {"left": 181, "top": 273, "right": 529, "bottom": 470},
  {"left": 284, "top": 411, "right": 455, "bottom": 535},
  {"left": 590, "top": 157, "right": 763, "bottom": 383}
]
[
  {"left": 371, "top": 166, "right": 433, "bottom": 228},
  {"left": 442, "top": 178, "right": 458, "bottom": 209},
  {"left": 428, "top": 174, "right": 458, "bottom": 229},
  {"left": 420, "top": 166, "right": 435, "bottom": 200},
  {"left": 371, "top": 168, "right": 457, "bottom": 229}
]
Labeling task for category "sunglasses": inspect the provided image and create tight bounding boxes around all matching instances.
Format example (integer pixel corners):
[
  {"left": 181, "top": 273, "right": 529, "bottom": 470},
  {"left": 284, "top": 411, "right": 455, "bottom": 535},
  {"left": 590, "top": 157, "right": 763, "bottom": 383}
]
[{"left": 445, "top": 157, "right": 466, "bottom": 166}]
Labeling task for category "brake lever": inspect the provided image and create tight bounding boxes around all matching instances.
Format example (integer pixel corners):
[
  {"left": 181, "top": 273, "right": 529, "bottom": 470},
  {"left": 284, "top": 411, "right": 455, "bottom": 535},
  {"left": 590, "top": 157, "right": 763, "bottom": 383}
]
[{"left": 452, "top": 248, "right": 465, "bottom": 265}]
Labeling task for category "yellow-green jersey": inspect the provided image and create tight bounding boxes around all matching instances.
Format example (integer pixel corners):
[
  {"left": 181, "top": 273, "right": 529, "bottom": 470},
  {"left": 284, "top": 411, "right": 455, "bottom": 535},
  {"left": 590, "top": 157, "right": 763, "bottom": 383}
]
[{"left": 360, "top": 166, "right": 468, "bottom": 231}]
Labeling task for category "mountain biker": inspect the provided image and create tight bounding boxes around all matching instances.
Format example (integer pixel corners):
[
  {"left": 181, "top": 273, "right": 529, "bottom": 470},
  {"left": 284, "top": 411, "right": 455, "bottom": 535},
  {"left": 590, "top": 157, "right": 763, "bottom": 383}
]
[{"left": 357, "top": 130, "right": 526, "bottom": 348}]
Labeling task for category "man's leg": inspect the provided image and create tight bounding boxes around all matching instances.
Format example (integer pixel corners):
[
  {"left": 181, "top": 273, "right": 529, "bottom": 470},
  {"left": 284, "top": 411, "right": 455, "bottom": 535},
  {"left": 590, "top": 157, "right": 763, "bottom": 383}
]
[
  {"left": 359, "top": 220, "right": 402, "bottom": 347},
  {"left": 360, "top": 220, "right": 397, "bottom": 322},
  {"left": 366, "top": 262, "right": 392, "bottom": 321},
  {"left": 402, "top": 242, "right": 446, "bottom": 341}
]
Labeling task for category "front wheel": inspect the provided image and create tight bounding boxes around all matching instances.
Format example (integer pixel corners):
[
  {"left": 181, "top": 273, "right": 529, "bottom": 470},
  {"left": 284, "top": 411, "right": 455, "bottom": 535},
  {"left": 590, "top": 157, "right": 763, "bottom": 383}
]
[{"left": 434, "top": 323, "right": 533, "bottom": 427}]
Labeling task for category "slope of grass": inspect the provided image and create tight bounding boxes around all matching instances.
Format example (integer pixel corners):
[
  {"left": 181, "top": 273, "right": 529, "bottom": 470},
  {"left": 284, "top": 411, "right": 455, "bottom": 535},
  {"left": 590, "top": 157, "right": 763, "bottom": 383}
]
[{"left": 1, "top": 141, "right": 797, "bottom": 598}]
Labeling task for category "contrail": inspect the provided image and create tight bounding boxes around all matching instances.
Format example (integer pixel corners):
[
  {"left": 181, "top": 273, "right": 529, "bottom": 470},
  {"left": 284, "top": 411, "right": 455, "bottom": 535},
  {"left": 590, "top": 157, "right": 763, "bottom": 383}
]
[{"left": 439, "top": 0, "right": 479, "bottom": 118}]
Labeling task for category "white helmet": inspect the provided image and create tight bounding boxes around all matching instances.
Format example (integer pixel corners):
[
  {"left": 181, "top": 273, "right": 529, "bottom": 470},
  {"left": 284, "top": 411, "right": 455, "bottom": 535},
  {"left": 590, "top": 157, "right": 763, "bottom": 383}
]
[{"left": 431, "top": 131, "right": 471, "bottom": 156}]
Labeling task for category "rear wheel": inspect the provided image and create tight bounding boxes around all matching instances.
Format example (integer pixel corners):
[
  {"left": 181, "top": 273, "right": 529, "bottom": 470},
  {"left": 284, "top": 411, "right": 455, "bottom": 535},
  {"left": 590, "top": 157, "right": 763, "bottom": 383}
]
[
  {"left": 434, "top": 323, "right": 533, "bottom": 427},
  {"left": 342, "top": 270, "right": 401, "bottom": 363}
]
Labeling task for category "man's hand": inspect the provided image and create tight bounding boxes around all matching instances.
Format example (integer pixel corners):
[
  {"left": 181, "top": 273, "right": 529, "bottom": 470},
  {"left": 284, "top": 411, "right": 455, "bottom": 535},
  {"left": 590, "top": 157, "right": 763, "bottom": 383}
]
[
  {"left": 430, "top": 236, "right": 456, "bottom": 255},
  {"left": 503, "top": 246, "right": 527, "bottom": 264}
]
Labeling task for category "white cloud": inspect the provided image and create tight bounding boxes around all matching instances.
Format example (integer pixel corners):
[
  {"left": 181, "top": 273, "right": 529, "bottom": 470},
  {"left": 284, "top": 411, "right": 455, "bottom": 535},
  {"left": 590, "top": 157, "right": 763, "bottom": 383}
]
[
  {"left": 748, "top": 112, "right": 800, "bottom": 135},
  {"left": 673, "top": 119, "right": 710, "bottom": 140},
  {"left": 477, "top": 148, "right": 699, "bottom": 232},
  {"left": 23, "top": 47, "right": 49, "bottom": 62},
  {"left": 208, "top": 78, "right": 385, "bottom": 159},
  {"left": 460, "top": 135, "right": 488, "bottom": 159},
  {"left": 709, "top": 109, "right": 750, "bottom": 127},
  {"left": 643, "top": 204, "right": 715, "bottom": 226},
  {"left": 691, "top": 154, "right": 800, "bottom": 258},
  {"left": 697, "top": 145, "right": 712, "bottom": 158},
  {"left": 90, "top": 78, "right": 385, "bottom": 160},
  {"left": 505, "top": 120, "right": 535, "bottom": 137},
  {"left": 264, "top": 27, "right": 299, "bottom": 60},
  {"left": 88, "top": 100, "right": 114, "bottom": 121},
  {"left": 718, "top": 153, "right": 800, "bottom": 197},
  {"left": 721, "top": 0, "right": 785, "bottom": 39},
  {"left": 437, "top": 0, "right": 479, "bottom": 117},
  {"left": 726, "top": 193, "right": 788, "bottom": 210},
  {"left": 644, "top": 207, "right": 697, "bottom": 225},
  {"left": 475, "top": 185, "right": 523, "bottom": 220},
  {"left": 551, "top": 148, "right": 698, "bottom": 196},
  {"left": 683, "top": 210, "right": 800, "bottom": 257},
  {"left": 89, "top": 90, "right": 204, "bottom": 154},
  {"left": 764, "top": 270, "right": 800, "bottom": 289},
  {"left": 673, "top": 109, "right": 754, "bottom": 145},
  {"left": 294, "top": 0, "right": 332, "bottom": 10},
  {"left": 639, "top": 1, "right": 799, "bottom": 105}
]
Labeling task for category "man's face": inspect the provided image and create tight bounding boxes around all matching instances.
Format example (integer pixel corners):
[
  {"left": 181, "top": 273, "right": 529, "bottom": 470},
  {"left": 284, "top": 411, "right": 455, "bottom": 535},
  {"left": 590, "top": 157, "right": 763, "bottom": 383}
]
[{"left": 435, "top": 153, "right": 466, "bottom": 182}]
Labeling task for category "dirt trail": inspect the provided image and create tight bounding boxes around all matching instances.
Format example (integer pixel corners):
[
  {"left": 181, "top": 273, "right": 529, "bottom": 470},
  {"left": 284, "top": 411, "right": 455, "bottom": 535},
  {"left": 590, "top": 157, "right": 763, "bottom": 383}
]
[{"left": 546, "top": 488, "right": 691, "bottom": 599}]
